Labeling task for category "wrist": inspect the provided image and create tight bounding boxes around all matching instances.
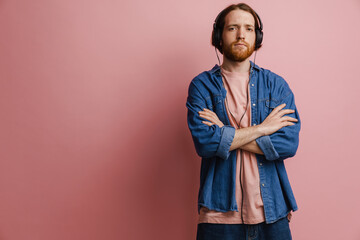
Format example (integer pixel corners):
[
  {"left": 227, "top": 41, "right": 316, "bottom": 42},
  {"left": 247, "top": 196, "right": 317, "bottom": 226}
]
[{"left": 255, "top": 124, "right": 266, "bottom": 137}]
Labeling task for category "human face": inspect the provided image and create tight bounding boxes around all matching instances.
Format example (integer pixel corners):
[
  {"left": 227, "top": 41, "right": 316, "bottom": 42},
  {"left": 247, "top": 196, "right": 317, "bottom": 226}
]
[{"left": 221, "top": 9, "right": 256, "bottom": 62}]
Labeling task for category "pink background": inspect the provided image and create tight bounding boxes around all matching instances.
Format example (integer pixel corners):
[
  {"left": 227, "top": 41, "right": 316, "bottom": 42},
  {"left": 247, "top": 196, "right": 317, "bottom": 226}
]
[{"left": 0, "top": 0, "right": 360, "bottom": 239}]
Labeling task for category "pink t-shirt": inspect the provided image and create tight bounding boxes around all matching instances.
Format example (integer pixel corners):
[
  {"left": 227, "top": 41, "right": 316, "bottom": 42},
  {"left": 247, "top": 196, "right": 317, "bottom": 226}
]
[{"left": 198, "top": 67, "right": 265, "bottom": 224}]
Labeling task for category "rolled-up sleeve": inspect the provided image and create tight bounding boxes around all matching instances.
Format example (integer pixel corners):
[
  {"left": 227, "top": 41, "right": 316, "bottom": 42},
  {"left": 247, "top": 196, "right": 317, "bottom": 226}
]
[
  {"left": 186, "top": 81, "right": 235, "bottom": 160},
  {"left": 256, "top": 135, "right": 280, "bottom": 160},
  {"left": 216, "top": 126, "right": 236, "bottom": 160}
]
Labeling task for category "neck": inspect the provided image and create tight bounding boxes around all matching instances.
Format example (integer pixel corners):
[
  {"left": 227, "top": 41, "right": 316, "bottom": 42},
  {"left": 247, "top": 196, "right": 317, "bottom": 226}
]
[{"left": 221, "top": 57, "right": 251, "bottom": 73}]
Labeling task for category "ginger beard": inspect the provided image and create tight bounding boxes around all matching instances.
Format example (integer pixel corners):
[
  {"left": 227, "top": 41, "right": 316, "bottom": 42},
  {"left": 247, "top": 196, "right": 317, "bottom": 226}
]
[{"left": 222, "top": 40, "right": 255, "bottom": 62}]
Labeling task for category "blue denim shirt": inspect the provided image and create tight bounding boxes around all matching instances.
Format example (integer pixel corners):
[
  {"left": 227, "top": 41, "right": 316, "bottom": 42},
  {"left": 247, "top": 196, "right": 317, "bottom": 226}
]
[{"left": 186, "top": 62, "right": 301, "bottom": 224}]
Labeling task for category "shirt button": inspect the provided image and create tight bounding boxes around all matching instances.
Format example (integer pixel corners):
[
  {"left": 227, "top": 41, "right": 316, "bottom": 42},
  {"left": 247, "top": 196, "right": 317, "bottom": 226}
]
[
  {"left": 253, "top": 123, "right": 257, "bottom": 126},
  {"left": 252, "top": 103, "right": 256, "bottom": 106},
  {"left": 262, "top": 183, "right": 265, "bottom": 187},
  {"left": 251, "top": 84, "right": 254, "bottom": 87},
  {"left": 260, "top": 163, "right": 262, "bottom": 166}
]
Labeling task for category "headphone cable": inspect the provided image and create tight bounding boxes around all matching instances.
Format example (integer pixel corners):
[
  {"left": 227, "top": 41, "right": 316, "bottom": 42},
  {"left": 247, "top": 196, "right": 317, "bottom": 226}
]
[
  {"left": 215, "top": 47, "right": 221, "bottom": 65},
  {"left": 220, "top": 51, "right": 257, "bottom": 224}
]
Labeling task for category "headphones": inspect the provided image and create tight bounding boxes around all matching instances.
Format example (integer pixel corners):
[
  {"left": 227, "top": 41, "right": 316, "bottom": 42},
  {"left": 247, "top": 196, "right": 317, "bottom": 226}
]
[{"left": 212, "top": 6, "right": 263, "bottom": 52}]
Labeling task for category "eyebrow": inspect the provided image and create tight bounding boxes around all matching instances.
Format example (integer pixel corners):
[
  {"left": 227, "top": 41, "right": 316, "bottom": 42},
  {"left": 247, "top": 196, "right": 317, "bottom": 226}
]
[{"left": 226, "top": 24, "right": 255, "bottom": 28}]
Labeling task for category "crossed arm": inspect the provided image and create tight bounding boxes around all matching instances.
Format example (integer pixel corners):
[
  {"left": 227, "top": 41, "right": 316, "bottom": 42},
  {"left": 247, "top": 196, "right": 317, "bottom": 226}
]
[{"left": 198, "top": 104, "right": 298, "bottom": 155}]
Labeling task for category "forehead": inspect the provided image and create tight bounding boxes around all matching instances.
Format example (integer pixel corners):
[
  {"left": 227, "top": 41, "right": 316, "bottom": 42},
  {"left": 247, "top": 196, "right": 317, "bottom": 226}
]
[{"left": 224, "top": 9, "right": 255, "bottom": 26}]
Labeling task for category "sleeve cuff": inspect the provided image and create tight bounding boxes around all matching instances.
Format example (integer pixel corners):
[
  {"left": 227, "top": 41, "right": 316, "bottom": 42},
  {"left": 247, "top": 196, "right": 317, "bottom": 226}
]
[
  {"left": 256, "top": 135, "right": 280, "bottom": 160},
  {"left": 215, "top": 126, "right": 235, "bottom": 160}
]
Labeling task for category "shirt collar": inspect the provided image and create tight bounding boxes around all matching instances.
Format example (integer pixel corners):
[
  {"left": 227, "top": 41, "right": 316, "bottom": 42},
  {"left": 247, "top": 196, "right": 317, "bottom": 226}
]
[{"left": 209, "top": 61, "right": 261, "bottom": 74}]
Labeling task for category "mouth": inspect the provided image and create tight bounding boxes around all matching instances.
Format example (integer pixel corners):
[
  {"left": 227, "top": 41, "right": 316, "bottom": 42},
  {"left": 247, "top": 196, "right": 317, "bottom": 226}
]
[{"left": 234, "top": 42, "right": 247, "bottom": 47}]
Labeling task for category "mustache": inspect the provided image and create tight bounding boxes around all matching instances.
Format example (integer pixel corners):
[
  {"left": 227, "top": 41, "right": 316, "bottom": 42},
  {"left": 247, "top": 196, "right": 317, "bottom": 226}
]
[{"left": 232, "top": 41, "right": 249, "bottom": 47}]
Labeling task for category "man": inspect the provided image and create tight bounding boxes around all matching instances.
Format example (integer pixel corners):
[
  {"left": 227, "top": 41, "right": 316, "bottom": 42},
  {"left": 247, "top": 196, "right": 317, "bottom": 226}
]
[{"left": 186, "top": 3, "right": 300, "bottom": 240}]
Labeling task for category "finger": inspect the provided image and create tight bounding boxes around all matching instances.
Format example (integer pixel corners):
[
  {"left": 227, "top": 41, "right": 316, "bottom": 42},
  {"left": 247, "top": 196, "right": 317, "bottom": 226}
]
[
  {"left": 200, "top": 116, "right": 216, "bottom": 124},
  {"left": 200, "top": 113, "right": 221, "bottom": 125},
  {"left": 200, "top": 111, "right": 220, "bottom": 122},
  {"left": 203, "top": 108, "right": 218, "bottom": 118},
  {"left": 199, "top": 110, "right": 214, "bottom": 115},
  {"left": 281, "top": 121, "right": 295, "bottom": 127},
  {"left": 203, "top": 108, "right": 215, "bottom": 115},
  {"left": 200, "top": 111, "right": 215, "bottom": 118},
  {"left": 202, "top": 121, "right": 214, "bottom": 126},
  {"left": 199, "top": 111, "right": 211, "bottom": 117},
  {"left": 277, "top": 109, "right": 296, "bottom": 117},
  {"left": 199, "top": 113, "right": 215, "bottom": 121},
  {"left": 274, "top": 103, "right": 286, "bottom": 111},
  {"left": 281, "top": 116, "right": 298, "bottom": 122},
  {"left": 269, "top": 103, "right": 286, "bottom": 116},
  {"left": 199, "top": 108, "right": 213, "bottom": 114}
]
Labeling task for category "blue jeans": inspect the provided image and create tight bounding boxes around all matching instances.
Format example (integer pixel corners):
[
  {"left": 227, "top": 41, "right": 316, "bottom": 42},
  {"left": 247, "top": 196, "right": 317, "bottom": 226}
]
[{"left": 196, "top": 217, "right": 292, "bottom": 240}]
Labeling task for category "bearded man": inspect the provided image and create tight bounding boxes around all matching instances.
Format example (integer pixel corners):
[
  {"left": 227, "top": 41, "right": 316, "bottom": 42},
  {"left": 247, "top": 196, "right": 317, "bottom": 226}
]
[{"left": 186, "top": 3, "right": 301, "bottom": 240}]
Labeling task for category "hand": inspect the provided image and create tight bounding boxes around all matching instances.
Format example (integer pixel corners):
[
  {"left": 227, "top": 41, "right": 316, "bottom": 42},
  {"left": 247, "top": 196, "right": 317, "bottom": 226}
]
[
  {"left": 258, "top": 103, "right": 298, "bottom": 136},
  {"left": 287, "top": 212, "right": 292, "bottom": 222},
  {"left": 198, "top": 109, "right": 224, "bottom": 128}
]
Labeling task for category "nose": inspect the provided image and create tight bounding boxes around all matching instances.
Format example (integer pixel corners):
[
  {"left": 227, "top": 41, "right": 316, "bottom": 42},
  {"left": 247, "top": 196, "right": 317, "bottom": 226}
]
[{"left": 236, "top": 28, "right": 245, "bottom": 40}]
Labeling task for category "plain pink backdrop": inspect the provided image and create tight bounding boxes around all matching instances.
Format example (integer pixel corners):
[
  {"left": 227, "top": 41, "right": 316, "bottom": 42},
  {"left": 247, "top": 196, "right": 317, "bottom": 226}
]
[{"left": 0, "top": 0, "right": 360, "bottom": 239}]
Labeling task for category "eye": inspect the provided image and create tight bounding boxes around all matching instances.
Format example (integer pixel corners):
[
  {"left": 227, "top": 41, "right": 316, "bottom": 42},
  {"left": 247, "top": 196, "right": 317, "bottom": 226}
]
[
  {"left": 228, "top": 27, "right": 236, "bottom": 31},
  {"left": 247, "top": 28, "right": 254, "bottom": 32}
]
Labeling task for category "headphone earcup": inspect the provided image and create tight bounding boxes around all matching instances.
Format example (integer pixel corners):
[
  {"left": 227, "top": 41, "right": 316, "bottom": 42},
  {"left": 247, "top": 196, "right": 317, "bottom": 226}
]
[
  {"left": 211, "top": 23, "right": 217, "bottom": 47},
  {"left": 212, "top": 23, "right": 222, "bottom": 53},
  {"left": 255, "top": 28, "right": 263, "bottom": 50}
]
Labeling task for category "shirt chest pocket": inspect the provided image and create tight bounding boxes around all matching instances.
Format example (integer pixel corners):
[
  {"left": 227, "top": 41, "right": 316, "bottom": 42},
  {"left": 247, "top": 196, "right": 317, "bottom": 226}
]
[
  {"left": 265, "top": 99, "right": 280, "bottom": 115},
  {"left": 205, "top": 95, "right": 223, "bottom": 111},
  {"left": 205, "top": 95, "right": 227, "bottom": 123}
]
